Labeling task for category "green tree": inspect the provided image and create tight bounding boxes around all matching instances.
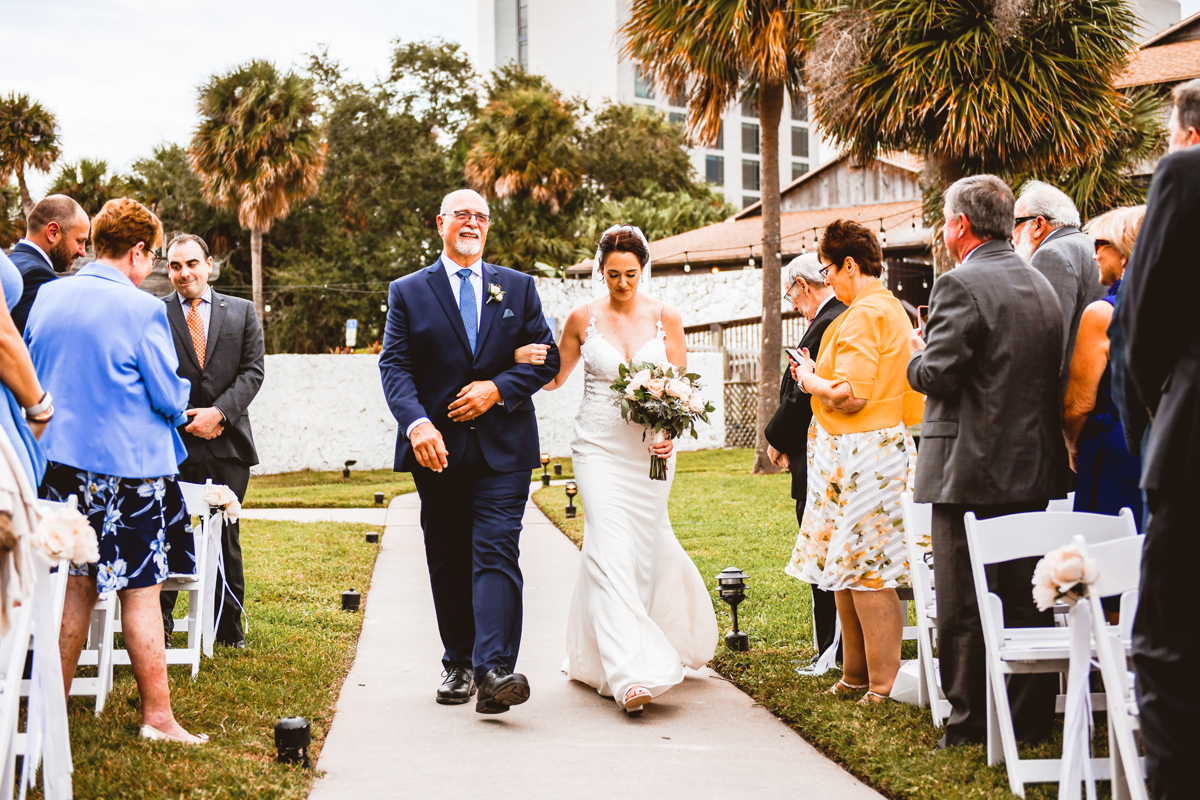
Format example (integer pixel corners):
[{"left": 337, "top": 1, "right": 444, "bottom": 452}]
[
  {"left": 621, "top": 0, "right": 812, "bottom": 474},
  {"left": 577, "top": 103, "right": 698, "bottom": 200},
  {"left": 0, "top": 181, "right": 23, "bottom": 248},
  {"left": 0, "top": 93, "right": 61, "bottom": 217},
  {"left": 48, "top": 159, "right": 127, "bottom": 218},
  {"left": 574, "top": 183, "right": 736, "bottom": 261},
  {"left": 189, "top": 60, "right": 328, "bottom": 322}
]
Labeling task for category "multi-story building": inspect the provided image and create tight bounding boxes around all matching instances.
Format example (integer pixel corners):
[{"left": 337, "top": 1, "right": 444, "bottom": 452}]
[{"left": 464, "top": 0, "right": 826, "bottom": 209}]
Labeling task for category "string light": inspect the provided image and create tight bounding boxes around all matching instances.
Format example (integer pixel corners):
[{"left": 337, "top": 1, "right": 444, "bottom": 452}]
[
  {"left": 748, "top": 247, "right": 756, "bottom": 268},
  {"left": 801, "top": 237, "right": 807, "bottom": 254},
  {"left": 683, "top": 251, "right": 691, "bottom": 272},
  {"left": 880, "top": 219, "right": 888, "bottom": 247},
  {"left": 812, "top": 229, "right": 819, "bottom": 249},
  {"left": 912, "top": 214, "right": 918, "bottom": 230},
  {"left": 712, "top": 266, "right": 720, "bottom": 274},
  {"left": 264, "top": 303, "right": 272, "bottom": 313},
  {"left": 923, "top": 278, "right": 928, "bottom": 288},
  {"left": 380, "top": 303, "right": 387, "bottom": 313}
]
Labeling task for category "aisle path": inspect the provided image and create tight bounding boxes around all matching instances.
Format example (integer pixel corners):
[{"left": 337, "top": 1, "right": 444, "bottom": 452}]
[{"left": 308, "top": 493, "right": 880, "bottom": 800}]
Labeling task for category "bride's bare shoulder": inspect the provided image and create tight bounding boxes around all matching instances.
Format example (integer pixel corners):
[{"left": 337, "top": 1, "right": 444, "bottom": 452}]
[{"left": 563, "top": 303, "right": 593, "bottom": 332}]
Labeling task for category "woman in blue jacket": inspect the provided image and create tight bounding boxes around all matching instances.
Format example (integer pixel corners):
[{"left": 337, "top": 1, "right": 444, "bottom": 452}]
[{"left": 26, "top": 198, "right": 206, "bottom": 745}]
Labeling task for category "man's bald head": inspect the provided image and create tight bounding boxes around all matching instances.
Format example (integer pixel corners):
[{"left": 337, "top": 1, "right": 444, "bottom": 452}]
[
  {"left": 439, "top": 189, "right": 489, "bottom": 217},
  {"left": 25, "top": 194, "right": 89, "bottom": 273}
]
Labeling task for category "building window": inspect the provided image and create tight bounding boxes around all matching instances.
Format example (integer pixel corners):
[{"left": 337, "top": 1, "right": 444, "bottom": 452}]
[
  {"left": 635, "top": 64, "right": 654, "bottom": 99},
  {"left": 742, "top": 123, "right": 760, "bottom": 155},
  {"left": 668, "top": 112, "right": 686, "bottom": 128},
  {"left": 517, "top": 0, "right": 529, "bottom": 69},
  {"left": 714, "top": 120, "right": 724, "bottom": 150},
  {"left": 742, "top": 159, "right": 760, "bottom": 192},
  {"left": 705, "top": 155, "right": 724, "bottom": 185},
  {"left": 742, "top": 195, "right": 759, "bottom": 209},
  {"left": 792, "top": 162, "right": 809, "bottom": 181},
  {"left": 791, "top": 92, "right": 808, "bottom": 122},
  {"left": 792, "top": 127, "right": 809, "bottom": 158},
  {"left": 741, "top": 95, "right": 757, "bottom": 118}
]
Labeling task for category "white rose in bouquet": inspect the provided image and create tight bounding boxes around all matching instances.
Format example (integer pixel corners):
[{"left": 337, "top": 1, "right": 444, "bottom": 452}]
[
  {"left": 1031, "top": 543, "right": 1099, "bottom": 611},
  {"left": 665, "top": 379, "right": 691, "bottom": 401},
  {"left": 687, "top": 392, "right": 707, "bottom": 414},
  {"left": 37, "top": 506, "right": 99, "bottom": 564},
  {"left": 204, "top": 484, "right": 242, "bottom": 522}
]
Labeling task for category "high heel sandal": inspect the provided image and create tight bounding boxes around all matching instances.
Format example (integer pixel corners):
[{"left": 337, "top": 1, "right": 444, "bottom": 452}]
[
  {"left": 826, "top": 679, "right": 868, "bottom": 696},
  {"left": 624, "top": 686, "right": 652, "bottom": 716},
  {"left": 139, "top": 724, "right": 209, "bottom": 745},
  {"left": 859, "top": 690, "right": 891, "bottom": 705}
]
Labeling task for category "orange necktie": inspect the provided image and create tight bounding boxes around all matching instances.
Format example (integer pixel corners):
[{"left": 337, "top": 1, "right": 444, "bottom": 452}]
[{"left": 187, "top": 298, "right": 206, "bottom": 368}]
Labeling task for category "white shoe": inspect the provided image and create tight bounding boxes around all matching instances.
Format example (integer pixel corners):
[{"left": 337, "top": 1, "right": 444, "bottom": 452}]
[{"left": 139, "top": 724, "right": 209, "bottom": 745}]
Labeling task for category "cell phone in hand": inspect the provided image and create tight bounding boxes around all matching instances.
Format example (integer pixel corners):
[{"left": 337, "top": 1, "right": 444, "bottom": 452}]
[
  {"left": 785, "top": 347, "right": 804, "bottom": 364},
  {"left": 917, "top": 305, "right": 929, "bottom": 337}
]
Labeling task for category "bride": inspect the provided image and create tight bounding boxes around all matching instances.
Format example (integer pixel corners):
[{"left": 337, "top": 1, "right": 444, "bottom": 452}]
[{"left": 517, "top": 224, "right": 717, "bottom": 716}]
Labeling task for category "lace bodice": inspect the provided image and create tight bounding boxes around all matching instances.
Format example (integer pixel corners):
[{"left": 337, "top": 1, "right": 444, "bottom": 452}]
[{"left": 572, "top": 312, "right": 667, "bottom": 447}]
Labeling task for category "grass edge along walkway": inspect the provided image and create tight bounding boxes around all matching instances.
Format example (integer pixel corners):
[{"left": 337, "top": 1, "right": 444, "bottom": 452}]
[{"left": 532, "top": 449, "right": 1077, "bottom": 800}]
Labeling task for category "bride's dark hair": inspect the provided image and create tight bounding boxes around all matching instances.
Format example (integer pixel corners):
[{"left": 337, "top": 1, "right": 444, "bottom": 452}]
[{"left": 597, "top": 226, "right": 650, "bottom": 268}]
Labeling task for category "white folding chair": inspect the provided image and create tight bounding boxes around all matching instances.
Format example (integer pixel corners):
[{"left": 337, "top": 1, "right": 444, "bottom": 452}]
[
  {"left": 964, "top": 508, "right": 1138, "bottom": 796},
  {"left": 1045, "top": 492, "right": 1076, "bottom": 512},
  {"left": 1077, "top": 534, "right": 1148, "bottom": 800},
  {"left": 901, "top": 494, "right": 951, "bottom": 726},
  {"left": 0, "top": 597, "right": 35, "bottom": 797},
  {"left": 69, "top": 593, "right": 117, "bottom": 715}
]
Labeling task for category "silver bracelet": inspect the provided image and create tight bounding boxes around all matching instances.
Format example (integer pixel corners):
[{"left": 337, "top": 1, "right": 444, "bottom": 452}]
[{"left": 25, "top": 392, "right": 52, "bottom": 417}]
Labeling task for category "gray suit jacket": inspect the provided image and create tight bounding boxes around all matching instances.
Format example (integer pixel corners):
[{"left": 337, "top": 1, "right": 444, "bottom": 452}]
[
  {"left": 907, "top": 240, "right": 1064, "bottom": 505},
  {"left": 1029, "top": 226, "right": 1104, "bottom": 391},
  {"left": 164, "top": 291, "right": 265, "bottom": 466}
]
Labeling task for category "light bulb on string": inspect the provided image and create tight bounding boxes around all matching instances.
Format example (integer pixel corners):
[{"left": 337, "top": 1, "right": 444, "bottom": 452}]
[
  {"left": 812, "top": 229, "right": 819, "bottom": 249},
  {"left": 880, "top": 219, "right": 887, "bottom": 247},
  {"left": 748, "top": 247, "right": 755, "bottom": 268},
  {"left": 912, "top": 214, "right": 918, "bottom": 230},
  {"left": 923, "top": 279, "right": 928, "bottom": 288},
  {"left": 380, "top": 303, "right": 387, "bottom": 313},
  {"left": 712, "top": 266, "right": 720, "bottom": 274},
  {"left": 683, "top": 251, "right": 691, "bottom": 273}
]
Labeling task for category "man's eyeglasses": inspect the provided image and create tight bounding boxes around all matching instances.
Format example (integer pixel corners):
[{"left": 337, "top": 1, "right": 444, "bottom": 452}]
[
  {"left": 449, "top": 210, "right": 491, "bottom": 225},
  {"left": 1094, "top": 238, "right": 1114, "bottom": 253},
  {"left": 1013, "top": 215, "right": 1039, "bottom": 227}
]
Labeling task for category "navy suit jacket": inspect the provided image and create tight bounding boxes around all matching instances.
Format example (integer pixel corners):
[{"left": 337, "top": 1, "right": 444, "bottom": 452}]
[
  {"left": 7, "top": 241, "right": 58, "bottom": 334},
  {"left": 379, "top": 258, "right": 560, "bottom": 473}
]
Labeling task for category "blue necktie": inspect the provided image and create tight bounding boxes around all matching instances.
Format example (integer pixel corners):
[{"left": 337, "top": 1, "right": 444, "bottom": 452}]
[{"left": 456, "top": 268, "right": 478, "bottom": 354}]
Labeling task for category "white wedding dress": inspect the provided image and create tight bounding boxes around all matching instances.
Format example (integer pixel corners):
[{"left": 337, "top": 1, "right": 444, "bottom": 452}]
[{"left": 563, "top": 310, "right": 718, "bottom": 707}]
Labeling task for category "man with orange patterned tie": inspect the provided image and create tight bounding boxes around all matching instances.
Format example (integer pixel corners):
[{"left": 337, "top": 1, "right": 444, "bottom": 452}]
[{"left": 159, "top": 234, "right": 265, "bottom": 649}]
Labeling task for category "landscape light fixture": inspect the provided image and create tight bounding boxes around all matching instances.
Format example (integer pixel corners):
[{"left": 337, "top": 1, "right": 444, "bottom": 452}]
[
  {"left": 715, "top": 567, "right": 750, "bottom": 652},
  {"left": 374, "top": 492, "right": 384, "bottom": 505},
  {"left": 343, "top": 459, "right": 357, "bottom": 479},
  {"left": 275, "top": 717, "right": 311, "bottom": 767},
  {"left": 541, "top": 452, "right": 551, "bottom": 486},
  {"left": 365, "top": 531, "right": 380, "bottom": 544},
  {"left": 554, "top": 463, "right": 562, "bottom": 476},
  {"left": 341, "top": 588, "right": 361, "bottom": 612},
  {"left": 564, "top": 481, "right": 578, "bottom": 519}
]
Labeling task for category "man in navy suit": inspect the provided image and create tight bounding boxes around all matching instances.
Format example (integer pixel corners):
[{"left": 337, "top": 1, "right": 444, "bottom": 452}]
[
  {"left": 7, "top": 194, "right": 90, "bottom": 333},
  {"left": 379, "top": 189, "right": 560, "bottom": 714}
]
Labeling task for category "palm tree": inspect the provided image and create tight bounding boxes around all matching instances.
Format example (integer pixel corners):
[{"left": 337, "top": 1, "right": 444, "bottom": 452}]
[
  {"left": 620, "top": 0, "right": 812, "bottom": 474},
  {"left": 49, "top": 159, "right": 126, "bottom": 217},
  {"left": 189, "top": 61, "right": 327, "bottom": 321},
  {"left": 1, "top": 181, "right": 23, "bottom": 248},
  {"left": 0, "top": 93, "right": 61, "bottom": 217}
]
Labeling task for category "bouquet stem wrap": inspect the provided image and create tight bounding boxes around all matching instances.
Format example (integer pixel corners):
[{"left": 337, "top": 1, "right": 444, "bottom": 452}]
[{"left": 650, "top": 430, "right": 669, "bottom": 481}]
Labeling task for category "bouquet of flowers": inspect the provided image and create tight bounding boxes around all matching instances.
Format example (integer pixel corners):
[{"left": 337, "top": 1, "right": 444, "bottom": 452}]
[
  {"left": 1031, "top": 542, "right": 1099, "bottom": 611},
  {"left": 204, "top": 484, "right": 242, "bottom": 524},
  {"left": 35, "top": 505, "right": 100, "bottom": 565},
  {"left": 610, "top": 361, "right": 715, "bottom": 480}
]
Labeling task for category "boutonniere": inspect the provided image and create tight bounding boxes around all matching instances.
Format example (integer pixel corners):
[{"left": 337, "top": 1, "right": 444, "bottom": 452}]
[{"left": 487, "top": 283, "right": 505, "bottom": 304}]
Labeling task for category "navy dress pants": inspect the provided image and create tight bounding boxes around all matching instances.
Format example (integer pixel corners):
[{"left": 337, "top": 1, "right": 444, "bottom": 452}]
[{"left": 411, "top": 430, "right": 530, "bottom": 683}]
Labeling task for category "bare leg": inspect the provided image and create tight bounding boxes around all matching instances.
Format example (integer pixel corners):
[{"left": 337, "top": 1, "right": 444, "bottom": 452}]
[
  {"left": 834, "top": 590, "right": 868, "bottom": 688},
  {"left": 118, "top": 584, "right": 204, "bottom": 742},
  {"left": 850, "top": 588, "right": 904, "bottom": 697},
  {"left": 59, "top": 574, "right": 100, "bottom": 698}
]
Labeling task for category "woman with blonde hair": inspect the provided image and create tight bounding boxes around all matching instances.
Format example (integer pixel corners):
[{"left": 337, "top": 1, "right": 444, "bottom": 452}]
[{"left": 1064, "top": 205, "right": 1147, "bottom": 529}]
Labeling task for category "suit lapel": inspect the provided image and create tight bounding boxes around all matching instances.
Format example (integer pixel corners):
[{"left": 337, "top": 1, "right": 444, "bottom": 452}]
[
  {"left": 472, "top": 263, "right": 502, "bottom": 360},
  {"left": 206, "top": 292, "right": 229, "bottom": 368},
  {"left": 164, "top": 292, "right": 202, "bottom": 372},
  {"left": 425, "top": 258, "right": 473, "bottom": 354}
]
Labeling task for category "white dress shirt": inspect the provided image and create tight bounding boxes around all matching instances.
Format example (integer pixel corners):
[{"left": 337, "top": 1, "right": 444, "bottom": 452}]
[
  {"left": 178, "top": 287, "right": 213, "bottom": 340},
  {"left": 17, "top": 238, "right": 52, "bottom": 268}
]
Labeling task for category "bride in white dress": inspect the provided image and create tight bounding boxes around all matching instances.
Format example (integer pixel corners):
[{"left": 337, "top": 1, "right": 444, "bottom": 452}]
[{"left": 518, "top": 225, "right": 717, "bottom": 716}]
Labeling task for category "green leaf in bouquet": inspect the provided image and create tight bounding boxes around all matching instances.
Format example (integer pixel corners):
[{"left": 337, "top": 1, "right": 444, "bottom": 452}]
[
  {"left": 685, "top": 373, "right": 700, "bottom": 382},
  {"left": 691, "top": 429, "right": 698, "bottom": 439},
  {"left": 618, "top": 362, "right": 628, "bottom": 378}
]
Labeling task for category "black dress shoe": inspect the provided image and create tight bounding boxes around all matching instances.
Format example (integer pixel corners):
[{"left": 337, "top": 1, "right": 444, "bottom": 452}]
[
  {"left": 436, "top": 666, "right": 476, "bottom": 705},
  {"left": 475, "top": 666, "right": 530, "bottom": 714},
  {"left": 936, "top": 732, "right": 985, "bottom": 750}
]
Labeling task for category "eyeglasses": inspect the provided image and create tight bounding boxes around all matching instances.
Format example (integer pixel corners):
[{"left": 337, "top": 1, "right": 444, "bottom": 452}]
[
  {"left": 448, "top": 210, "right": 491, "bottom": 225},
  {"left": 818, "top": 262, "right": 835, "bottom": 279},
  {"left": 1094, "top": 238, "right": 1114, "bottom": 252},
  {"left": 1013, "top": 215, "right": 1039, "bottom": 227}
]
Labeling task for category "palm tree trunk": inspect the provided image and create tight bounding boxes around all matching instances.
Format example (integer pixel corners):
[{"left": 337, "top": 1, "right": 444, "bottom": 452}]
[
  {"left": 928, "top": 150, "right": 965, "bottom": 277},
  {"left": 16, "top": 165, "right": 33, "bottom": 219},
  {"left": 251, "top": 228, "right": 265, "bottom": 323},
  {"left": 752, "top": 81, "right": 785, "bottom": 475}
]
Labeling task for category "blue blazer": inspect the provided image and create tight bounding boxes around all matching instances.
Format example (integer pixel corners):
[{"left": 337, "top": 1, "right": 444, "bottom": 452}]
[
  {"left": 379, "top": 258, "right": 560, "bottom": 473},
  {"left": 25, "top": 263, "right": 191, "bottom": 479},
  {"left": 7, "top": 241, "right": 58, "bottom": 334}
]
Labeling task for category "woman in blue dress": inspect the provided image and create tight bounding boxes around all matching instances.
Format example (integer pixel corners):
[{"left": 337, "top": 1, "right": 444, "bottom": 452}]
[
  {"left": 0, "top": 249, "right": 50, "bottom": 488},
  {"left": 1063, "top": 206, "right": 1147, "bottom": 534}
]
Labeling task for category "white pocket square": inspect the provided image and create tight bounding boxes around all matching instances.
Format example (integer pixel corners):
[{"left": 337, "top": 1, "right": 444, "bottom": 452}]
[{"left": 502, "top": 309, "right": 515, "bottom": 318}]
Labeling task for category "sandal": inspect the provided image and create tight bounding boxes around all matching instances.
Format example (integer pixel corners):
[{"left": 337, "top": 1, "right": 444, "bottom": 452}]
[
  {"left": 826, "top": 679, "right": 868, "bottom": 696},
  {"left": 624, "top": 685, "right": 652, "bottom": 716},
  {"left": 859, "top": 690, "right": 891, "bottom": 705}
]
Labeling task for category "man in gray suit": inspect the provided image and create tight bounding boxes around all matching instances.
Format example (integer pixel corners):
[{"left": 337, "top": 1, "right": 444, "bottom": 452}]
[
  {"left": 159, "top": 234, "right": 265, "bottom": 648},
  {"left": 908, "top": 175, "right": 1063, "bottom": 748}
]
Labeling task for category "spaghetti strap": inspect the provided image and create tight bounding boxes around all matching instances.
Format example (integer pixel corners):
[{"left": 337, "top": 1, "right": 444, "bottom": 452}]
[{"left": 658, "top": 303, "right": 664, "bottom": 322}]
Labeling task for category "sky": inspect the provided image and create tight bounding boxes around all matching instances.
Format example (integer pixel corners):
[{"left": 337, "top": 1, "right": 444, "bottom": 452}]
[{"left": 2, "top": 0, "right": 465, "bottom": 198}]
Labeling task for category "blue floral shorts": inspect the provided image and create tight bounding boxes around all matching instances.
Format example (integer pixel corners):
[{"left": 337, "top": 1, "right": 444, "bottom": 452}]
[{"left": 41, "top": 462, "right": 196, "bottom": 594}]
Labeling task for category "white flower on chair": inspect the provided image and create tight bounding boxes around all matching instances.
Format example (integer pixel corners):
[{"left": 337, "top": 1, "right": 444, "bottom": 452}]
[
  {"left": 35, "top": 505, "right": 99, "bottom": 564},
  {"left": 1031, "top": 543, "right": 1099, "bottom": 611},
  {"left": 203, "top": 485, "right": 241, "bottom": 523}
]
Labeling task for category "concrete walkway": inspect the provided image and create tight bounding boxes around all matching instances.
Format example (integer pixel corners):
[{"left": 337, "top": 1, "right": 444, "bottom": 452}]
[
  {"left": 240, "top": 507, "right": 389, "bottom": 525},
  {"left": 308, "top": 493, "right": 880, "bottom": 800}
]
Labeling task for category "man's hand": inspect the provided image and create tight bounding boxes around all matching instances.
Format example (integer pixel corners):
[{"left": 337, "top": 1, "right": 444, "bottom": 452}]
[
  {"left": 185, "top": 407, "right": 225, "bottom": 439},
  {"left": 447, "top": 380, "right": 502, "bottom": 422},
  {"left": 909, "top": 328, "right": 926, "bottom": 354},
  {"left": 410, "top": 422, "right": 449, "bottom": 472},
  {"left": 768, "top": 445, "right": 790, "bottom": 471}
]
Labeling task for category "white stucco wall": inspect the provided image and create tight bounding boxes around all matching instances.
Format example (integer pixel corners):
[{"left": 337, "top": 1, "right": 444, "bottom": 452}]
[{"left": 249, "top": 351, "right": 727, "bottom": 474}]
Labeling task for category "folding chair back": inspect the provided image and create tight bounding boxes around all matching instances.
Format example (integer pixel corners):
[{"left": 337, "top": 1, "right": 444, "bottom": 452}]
[{"left": 900, "top": 494, "right": 950, "bottom": 725}]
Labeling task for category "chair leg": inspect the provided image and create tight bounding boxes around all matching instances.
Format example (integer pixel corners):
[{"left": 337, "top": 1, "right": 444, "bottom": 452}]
[
  {"left": 187, "top": 587, "right": 201, "bottom": 679},
  {"left": 988, "top": 668, "right": 1025, "bottom": 796}
]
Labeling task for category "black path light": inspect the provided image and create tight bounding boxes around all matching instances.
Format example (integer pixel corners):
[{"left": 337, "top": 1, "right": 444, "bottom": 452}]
[
  {"left": 342, "top": 588, "right": 361, "bottom": 612},
  {"left": 715, "top": 567, "right": 750, "bottom": 652},
  {"left": 374, "top": 492, "right": 384, "bottom": 505},
  {"left": 275, "top": 717, "right": 311, "bottom": 766},
  {"left": 540, "top": 452, "right": 551, "bottom": 486},
  {"left": 564, "top": 481, "right": 578, "bottom": 519},
  {"left": 554, "top": 463, "right": 563, "bottom": 476},
  {"left": 343, "top": 459, "right": 357, "bottom": 479},
  {"left": 365, "top": 531, "right": 380, "bottom": 544}
]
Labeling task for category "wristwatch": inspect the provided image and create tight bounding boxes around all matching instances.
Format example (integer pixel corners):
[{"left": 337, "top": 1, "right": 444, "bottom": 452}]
[{"left": 25, "top": 392, "right": 53, "bottom": 422}]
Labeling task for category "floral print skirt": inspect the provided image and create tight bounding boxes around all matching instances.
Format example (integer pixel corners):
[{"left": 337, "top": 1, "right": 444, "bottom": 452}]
[
  {"left": 785, "top": 419, "right": 920, "bottom": 592},
  {"left": 41, "top": 462, "right": 195, "bottom": 594}
]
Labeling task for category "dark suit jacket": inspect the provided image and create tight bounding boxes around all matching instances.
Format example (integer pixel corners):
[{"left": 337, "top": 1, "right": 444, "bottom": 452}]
[
  {"left": 907, "top": 240, "right": 1064, "bottom": 505},
  {"left": 378, "top": 258, "right": 560, "bottom": 473},
  {"left": 764, "top": 296, "right": 847, "bottom": 499},
  {"left": 1118, "top": 145, "right": 1200, "bottom": 493},
  {"left": 8, "top": 241, "right": 58, "bottom": 334},
  {"left": 164, "top": 291, "right": 265, "bottom": 466},
  {"left": 1029, "top": 226, "right": 1104, "bottom": 391}
]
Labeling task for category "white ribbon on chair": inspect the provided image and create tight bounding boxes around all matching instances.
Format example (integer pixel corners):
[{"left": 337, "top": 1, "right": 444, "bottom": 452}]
[
  {"left": 795, "top": 615, "right": 841, "bottom": 677},
  {"left": 20, "top": 559, "right": 72, "bottom": 800},
  {"left": 1058, "top": 602, "right": 1097, "bottom": 800}
]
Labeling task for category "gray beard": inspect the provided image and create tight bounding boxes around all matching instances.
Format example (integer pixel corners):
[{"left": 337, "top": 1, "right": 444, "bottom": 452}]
[
  {"left": 1014, "top": 232, "right": 1036, "bottom": 262},
  {"left": 454, "top": 238, "right": 482, "bottom": 258}
]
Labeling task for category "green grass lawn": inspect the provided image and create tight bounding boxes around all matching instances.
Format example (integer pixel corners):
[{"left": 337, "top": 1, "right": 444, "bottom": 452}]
[
  {"left": 246, "top": 469, "right": 415, "bottom": 509},
  {"left": 54, "top": 519, "right": 379, "bottom": 800},
  {"left": 533, "top": 448, "right": 1080, "bottom": 800}
]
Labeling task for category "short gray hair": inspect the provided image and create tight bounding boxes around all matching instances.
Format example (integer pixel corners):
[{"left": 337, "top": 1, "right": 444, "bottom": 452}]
[
  {"left": 785, "top": 252, "right": 826, "bottom": 288},
  {"left": 1016, "top": 180, "right": 1081, "bottom": 229},
  {"left": 944, "top": 175, "right": 1015, "bottom": 241},
  {"left": 439, "top": 189, "right": 489, "bottom": 217},
  {"left": 1174, "top": 78, "right": 1200, "bottom": 136}
]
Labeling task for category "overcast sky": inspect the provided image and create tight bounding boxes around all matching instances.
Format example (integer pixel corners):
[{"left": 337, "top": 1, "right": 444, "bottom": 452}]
[
  {"left": 3, "top": 0, "right": 465, "bottom": 198},
  {"left": 4, "top": 0, "right": 1198, "bottom": 201}
]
